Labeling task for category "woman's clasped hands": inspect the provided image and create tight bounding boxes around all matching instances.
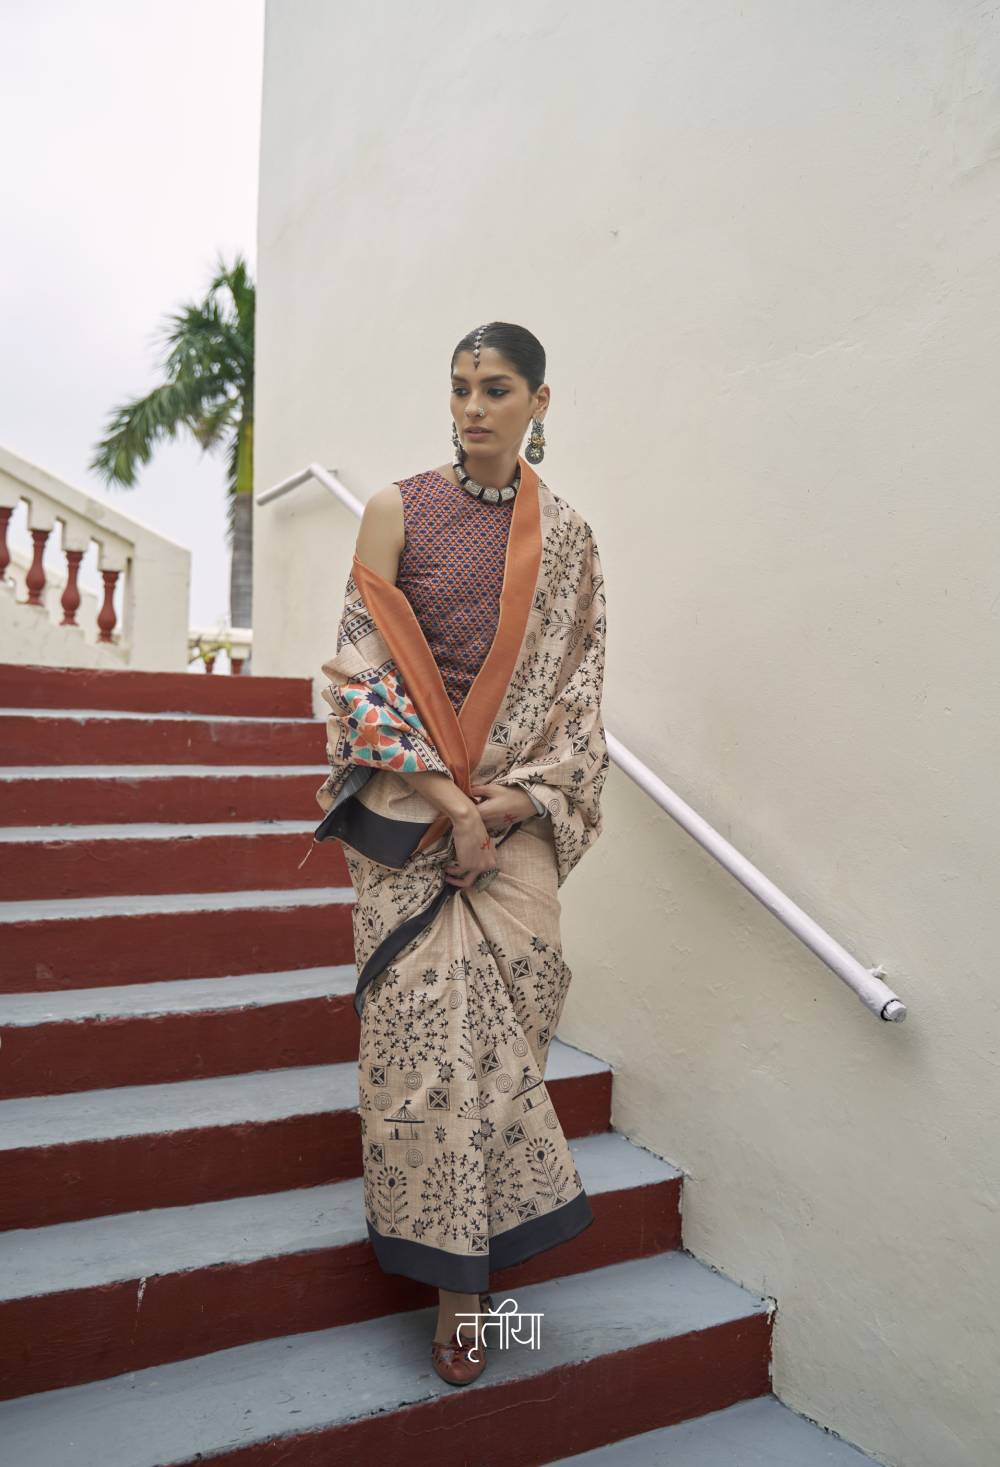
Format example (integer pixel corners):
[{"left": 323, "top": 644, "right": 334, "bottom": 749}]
[{"left": 443, "top": 782, "right": 538, "bottom": 889}]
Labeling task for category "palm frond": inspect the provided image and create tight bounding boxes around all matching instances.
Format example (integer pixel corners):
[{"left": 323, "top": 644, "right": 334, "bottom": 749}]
[
  {"left": 89, "top": 376, "right": 221, "bottom": 486},
  {"left": 93, "top": 252, "right": 255, "bottom": 489},
  {"left": 91, "top": 250, "right": 256, "bottom": 628}
]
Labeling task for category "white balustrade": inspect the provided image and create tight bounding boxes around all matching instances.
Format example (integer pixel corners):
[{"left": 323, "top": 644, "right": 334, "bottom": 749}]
[
  {"left": 188, "top": 624, "right": 253, "bottom": 675},
  {"left": 0, "top": 444, "right": 191, "bottom": 671}
]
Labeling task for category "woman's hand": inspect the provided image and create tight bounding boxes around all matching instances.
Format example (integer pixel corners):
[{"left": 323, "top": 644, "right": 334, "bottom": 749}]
[
  {"left": 445, "top": 806, "right": 500, "bottom": 889},
  {"left": 468, "top": 783, "right": 539, "bottom": 832}
]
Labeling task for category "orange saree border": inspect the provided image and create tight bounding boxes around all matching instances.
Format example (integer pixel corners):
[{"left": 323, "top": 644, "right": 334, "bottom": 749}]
[{"left": 350, "top": 454, "right": 543, "bottom": 854}]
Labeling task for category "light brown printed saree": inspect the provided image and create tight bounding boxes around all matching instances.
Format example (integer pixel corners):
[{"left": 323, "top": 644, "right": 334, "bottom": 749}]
[{"left": 312, "top": 455, "right": 609, "bottom": 1291}]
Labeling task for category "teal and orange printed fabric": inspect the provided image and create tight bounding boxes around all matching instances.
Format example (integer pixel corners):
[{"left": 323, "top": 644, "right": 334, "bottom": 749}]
[{"left": 325, "top": 667, "right": 445, "bottom": 775}]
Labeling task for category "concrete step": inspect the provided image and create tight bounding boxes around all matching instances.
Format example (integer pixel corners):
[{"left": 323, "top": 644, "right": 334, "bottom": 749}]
[
  {"left": 0, "top": 706, "right": 323, "bottom": 766},
  {"left": 0, "top": 965, "right": 359, "bottom": 1098},
  {"left": 0, "top": 1251, "right": 773, "bottom": 1466},
  {"left": 0, "top": 661, "right": 314, "bottom": 718},
  {"left": 0, "top": 1039, "right": 613, "bottom": 1228},
  {"left": 0, "top": 1131, "right": 681, "bottom": 1399},
  {"left": 545, "top": 1395, "right": 881, "bottom": 1465},
  {"left": 0, "top": 885, "right": 356, "bottom": 991},
  {"left": 0, "top": 820, "right": 348, "bottom": 899},
  {"left": 0, "top": 764, "right": 330, "bottom": 827}
]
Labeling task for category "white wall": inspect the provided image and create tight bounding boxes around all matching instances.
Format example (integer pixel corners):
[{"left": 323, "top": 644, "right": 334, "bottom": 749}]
[{"left": 255, "top": 5, "right": 1000, "bottom": 1463}]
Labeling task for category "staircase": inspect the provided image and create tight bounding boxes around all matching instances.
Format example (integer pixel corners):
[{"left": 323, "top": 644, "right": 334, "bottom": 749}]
[{"left": 0, "top": 662, "right": 881, "bottom": 1466}]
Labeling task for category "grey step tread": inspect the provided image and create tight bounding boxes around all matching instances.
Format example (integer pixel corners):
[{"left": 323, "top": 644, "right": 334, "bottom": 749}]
[
  {"left": 0, "top": 706, "right": 318, "bottom": 726},
  {"left": 0, "top": 1251, "right": 769, "bottom": 1467},
  {"left": 0, "top": 885, "right": 353, "bottom": 923},
  {"left": 0, "top": 765, "right": 327, "bottom": 779},
  {"left": 0, "top": 1037, "right": 610, "bottom": 1151},
  {"left": 0, "top": 820, "right": 317, "bottom": 841},
  {"left": 0, "top": 964, "right": 357, "bottom": 1026},
  {"left": 546, "top": 1394, "right": 881, "bottom": 1465},
  {"left": 0, "top": 1132, "right": 680, "bottom": 1301}
]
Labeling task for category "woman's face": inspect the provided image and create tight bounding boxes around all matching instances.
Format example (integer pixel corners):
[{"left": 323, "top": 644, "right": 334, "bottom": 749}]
[{"left": 450, "top": 347, "right": 548, "bottom": 462}]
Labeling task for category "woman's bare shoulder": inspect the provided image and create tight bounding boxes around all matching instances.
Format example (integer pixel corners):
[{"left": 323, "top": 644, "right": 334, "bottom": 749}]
[
  {"left": 366, "top": 480, "right": 404, "bottom": 506},
  {"left": 356, "top": 482, "right": 404, "bottom": 580}
]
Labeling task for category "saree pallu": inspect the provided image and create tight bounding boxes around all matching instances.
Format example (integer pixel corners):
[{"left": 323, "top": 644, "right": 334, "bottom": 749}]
[{"left": 314, "top": 455, "right": 609, "bottom": 1291}]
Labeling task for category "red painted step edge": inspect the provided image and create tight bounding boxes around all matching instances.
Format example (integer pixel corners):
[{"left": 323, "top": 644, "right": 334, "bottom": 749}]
[
  {"left": 1, "top": 713, "right": 321, "bottom": 766},
  {"left": 0, "top": 1073, "right": 612, "bottom": 1229},
  {"left": 171, "top": 1324, "right": 773, "bottom": 1467},
  {"left": 0, "top": 1178, "right": 682, "bottom": 1400},
  {"left": 0, "top": 831, "right": 349, "bottom": 901},
  {"left": 0, "top": 901, "right": 356, "bottom": 992},
  {"left": 0, "top": 993, "right": 359, "bottom": 1099},
  {"left": 0, "top": 772, "right": 329, "bottom": 828},
  {"left": 0, "top": 662, "right": 314, "bottom": 718}
]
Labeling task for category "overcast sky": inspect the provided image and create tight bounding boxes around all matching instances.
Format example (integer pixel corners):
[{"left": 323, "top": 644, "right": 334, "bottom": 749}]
[{"left": 1, "top": 0, "right": 264, "bottom": 631}]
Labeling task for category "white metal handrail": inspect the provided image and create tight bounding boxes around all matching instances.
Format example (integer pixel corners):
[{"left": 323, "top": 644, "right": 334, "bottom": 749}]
[
  {"left": 259, "top": 463, "right": 907, "bottom": 1023},
  {"left": 256, "top": 463, "right": 366, "bottom": 516}
]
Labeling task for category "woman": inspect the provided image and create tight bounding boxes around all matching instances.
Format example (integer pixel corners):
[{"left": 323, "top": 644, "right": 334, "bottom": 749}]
[{"left": 313, "top": 321, "right": 609, "bottom": 1385}]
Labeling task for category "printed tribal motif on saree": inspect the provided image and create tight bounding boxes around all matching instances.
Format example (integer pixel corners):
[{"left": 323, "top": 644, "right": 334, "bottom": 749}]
[{"left": 313, "top": 455, "right": 609, "bottom": 1291}]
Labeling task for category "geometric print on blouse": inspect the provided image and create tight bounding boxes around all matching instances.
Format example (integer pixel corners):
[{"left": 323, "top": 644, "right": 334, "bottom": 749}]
[{"left": 394, "top": 469, "right": 514, "bottom": 714}]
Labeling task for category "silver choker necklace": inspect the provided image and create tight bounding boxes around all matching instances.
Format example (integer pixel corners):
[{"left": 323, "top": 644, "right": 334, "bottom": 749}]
[{"left": 452, "top": 457, "right": 520, "bottom": 503}]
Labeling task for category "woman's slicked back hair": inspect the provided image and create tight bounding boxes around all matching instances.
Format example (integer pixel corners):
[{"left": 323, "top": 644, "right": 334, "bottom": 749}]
[{"left": 451, "top": 322, "right": 546, "bottom": 393}]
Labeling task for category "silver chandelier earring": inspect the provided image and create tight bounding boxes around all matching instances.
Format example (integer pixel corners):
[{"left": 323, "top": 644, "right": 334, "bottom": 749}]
[{"left": 525, "top": 416, "right": 546, "bottom": 464}]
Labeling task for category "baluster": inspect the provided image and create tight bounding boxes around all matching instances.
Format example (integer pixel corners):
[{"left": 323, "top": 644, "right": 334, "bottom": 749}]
[
  {"left": 0, "top": 507, "right": 12, "bottom": 584},
  {"left": 97, "top": 568, "right": 120, "bottom": 642},
  {"left": 24, "top": 527, "right": 50, "bottom": 606},
  {"left": 60, "top": 549, "right": 84, "bottom": 626}
]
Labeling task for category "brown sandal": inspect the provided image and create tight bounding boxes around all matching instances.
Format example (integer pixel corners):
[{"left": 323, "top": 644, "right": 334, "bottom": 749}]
[
  {"left": 430, "top": 1293, "right": 494, "bottom": 1385},
  {"left": 430, "top": 1325, "right": 487, "bottom": 1385}
]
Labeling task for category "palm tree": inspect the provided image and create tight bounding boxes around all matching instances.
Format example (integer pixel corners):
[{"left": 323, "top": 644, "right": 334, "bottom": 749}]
[{"left": 90, "top": 251, "right": 255, "bottom": 634}]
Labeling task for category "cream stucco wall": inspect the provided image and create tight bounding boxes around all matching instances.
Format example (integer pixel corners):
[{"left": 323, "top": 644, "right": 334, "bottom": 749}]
[{"left": 254, "top": 5, "right": 1000, "bottom": 1464}]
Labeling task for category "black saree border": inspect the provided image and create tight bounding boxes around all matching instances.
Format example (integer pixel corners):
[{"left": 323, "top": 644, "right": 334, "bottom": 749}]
[
  {"left": 365, "top": 1185, "right": 595, "bottom": 1293},
  {"left": 349, "top": 814, "right": 531, "bottom": 1017},
  {"left": 316, "top": 788, "right": 433, "bottom": 869},
  {"left": 353, "top": 881, "right": 456, "bottom": 1018}
]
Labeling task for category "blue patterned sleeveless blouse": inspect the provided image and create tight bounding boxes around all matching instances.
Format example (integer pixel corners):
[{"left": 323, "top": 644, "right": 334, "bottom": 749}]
[{"left": 393, "top": 468, "right": 513, "bottom": 715}]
